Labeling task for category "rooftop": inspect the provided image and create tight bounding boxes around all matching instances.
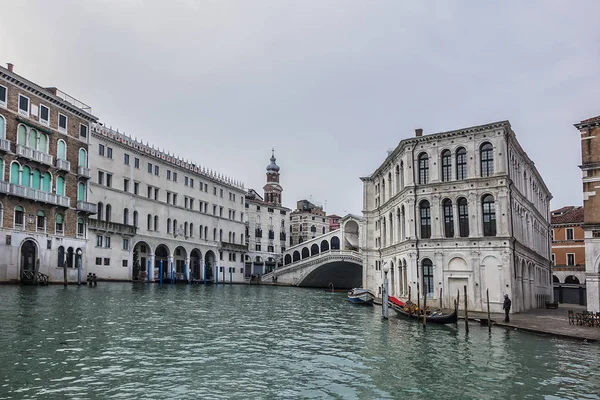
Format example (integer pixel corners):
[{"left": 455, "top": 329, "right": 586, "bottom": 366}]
[{"left": 551, "top": 206, "right": 584, "bottom": 225}]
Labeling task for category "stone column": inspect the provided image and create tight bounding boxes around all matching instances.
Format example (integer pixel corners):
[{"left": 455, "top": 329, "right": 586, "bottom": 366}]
[
  {"left": 185, "top": 256, "right": 190, "bottom": 280},
  {"left": 452, "top": 202, "right": 460, "bottom": 238},
  {"left": 148, "top": 254, "right": 155, "bottom": 282},
  {"left": 167, "top": 255, "right": 174, "bottom": 278},
  {"left": 431, "top": 194, "right": 442, "bottom": 239}
]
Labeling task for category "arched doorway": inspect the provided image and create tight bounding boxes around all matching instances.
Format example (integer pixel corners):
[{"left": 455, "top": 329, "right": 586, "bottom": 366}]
[
  {"left": 344, "top": 220, "right": 359, "bottom": 250},
  {"left": 205, "top": 250, "right": 216, "bottom": 280},
  {"left": 155, "top": 244, "right": 170, "bottom": 280},
  {"left": 174, "top": 246, "right": 187, "bottom": 279},
  {"left": 20, "top": 240, "right": 37, "bottom": 279},
  {"left": 133, "top": 241, "right": 152, "bottom": 280},
  {"left": 67, "top": 247, "right": 74, "bottom": 269},
  {"left": 190, "top": 249, "right": 202, "bottom": 280}
]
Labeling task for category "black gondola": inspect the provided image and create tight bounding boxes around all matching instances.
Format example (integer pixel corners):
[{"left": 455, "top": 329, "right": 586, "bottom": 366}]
[{"left": 391, "top": 303, "right": 458, "bottom": 324}]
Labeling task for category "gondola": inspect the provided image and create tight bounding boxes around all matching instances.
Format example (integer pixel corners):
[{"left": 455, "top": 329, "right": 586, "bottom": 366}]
[{"left": 391, "top": 303, "right": 458, "bottom": 324}]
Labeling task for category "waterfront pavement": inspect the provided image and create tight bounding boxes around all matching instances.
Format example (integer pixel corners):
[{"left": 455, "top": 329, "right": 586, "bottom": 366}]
[{"left": 460, "top": 304, "right": 600, "bottom": 342}]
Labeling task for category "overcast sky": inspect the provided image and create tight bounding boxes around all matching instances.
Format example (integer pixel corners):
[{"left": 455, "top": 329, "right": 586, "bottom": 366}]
[{"left": 2, "top": 1, "right": 598, "bottom": 215}]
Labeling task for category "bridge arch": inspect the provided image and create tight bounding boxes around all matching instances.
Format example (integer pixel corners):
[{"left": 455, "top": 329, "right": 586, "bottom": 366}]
[
  {"left": 293, "top": 251, "right": 300, "bottom": 262},
  {"left": 301, "top": 247, "right": 310, "bottom": 259},
  {"left": 284, "top": 254, "right": 292, "bottom": 265},
  {"left": 321, "top": 240, "right": 329, "bottom": 252},
  {"left": 311, "top": 243, "right": 319, "bottom": 256},
  {"left": 343, "top": 220, "right": 359, "bottom": 251}
]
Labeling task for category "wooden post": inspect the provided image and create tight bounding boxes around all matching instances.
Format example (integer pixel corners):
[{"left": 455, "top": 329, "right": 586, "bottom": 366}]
[
  {"left": 423, "top": 285, "right": 427, "bottom": 327},
  {"left": 417, "top": 282, "right": 420, "bottom": 320},
  {"left": 408, "top": 285, "right": 412, "bottom": 302},
  {"left": 439, "top": 287, "right": 443, "bottom": 309},
  {"left": 487, "top": 289, "right": 491, "bottom": 333},
  {"left": 464, "top": 285, "right": 469, "bottom": 333},
  {"left": 456, "top": 290, "right": 460, "bottom": 317}
]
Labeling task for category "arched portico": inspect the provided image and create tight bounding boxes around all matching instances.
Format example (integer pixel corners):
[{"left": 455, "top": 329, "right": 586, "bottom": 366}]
[
  {"left": 190, "top": 248, "right": 202, "bottom": 280},
  {"left": 205, "top": 250, "right": 216, "bottom": 280}
]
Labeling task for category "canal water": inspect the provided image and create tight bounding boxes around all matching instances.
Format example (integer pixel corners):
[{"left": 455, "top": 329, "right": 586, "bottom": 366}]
[{"left": 0, "top": 283, "right": 599, "bottom": 399}]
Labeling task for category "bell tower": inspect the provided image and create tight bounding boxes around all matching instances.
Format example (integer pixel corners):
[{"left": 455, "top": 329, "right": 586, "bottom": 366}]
[{"left": 263, "top": 148, "right": 283, "bottom": 205}]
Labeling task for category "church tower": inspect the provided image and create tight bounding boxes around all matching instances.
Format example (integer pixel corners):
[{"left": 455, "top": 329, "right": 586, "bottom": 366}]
[{"left": 263, "top": 149, "right": 283, "bottom": 205}]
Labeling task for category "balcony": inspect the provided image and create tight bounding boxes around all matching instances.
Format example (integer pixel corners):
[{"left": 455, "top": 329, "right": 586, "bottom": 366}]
[
  {"left": 220, "top": 241, "right": 248, "bottom": 252},
  {"left": 16, "top": 145, "right": 54, "bottom": 166},
  {"left": 0, "top": 181, "right": 9, "bottom": 194},
  {"left": 88, "top": 218, "right": 136, "bottom": 236},
  {"left": 0, "top": 138, "right": 10, "bottom": 152},
  {"left": 55, "top": 158, "right": 71, "bottom": 172},
  {"left": 78, "top": 166, "right": 91, "bottom": 179},
  {"left": 77, "top": 201, "right": 97, "bottom": 214},
  {"left": 8, "top": 183, "right": 69, "bottom": 207}
]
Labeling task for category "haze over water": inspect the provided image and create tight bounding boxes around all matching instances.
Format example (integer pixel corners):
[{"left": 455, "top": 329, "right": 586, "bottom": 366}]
[{"left": 0, "top": 283, "right": 598, "bottom": 399}]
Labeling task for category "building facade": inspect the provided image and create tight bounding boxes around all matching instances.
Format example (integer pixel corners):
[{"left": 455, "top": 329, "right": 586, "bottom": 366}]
[
  {"left": 244, "top": 151, "right": 290, "bottom": 275},
  {"left": 574, "top": 115, "right": 600, "bottom": 311},
  {"left": 289, "top": 199, "right": 329, "bottom": 247},
  {"left": 0, "top": 63, "right": 98, "bottom": 283},
  {"left": 361, "top": 122, "right": 552, "bottom": 313},
  {"left": 86, "top": 123, "right": 247, "bottom": 283}
]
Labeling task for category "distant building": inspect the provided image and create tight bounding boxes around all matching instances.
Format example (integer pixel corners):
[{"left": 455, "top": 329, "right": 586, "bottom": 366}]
[
  {"left": 574, "top": 115, "right": 600, "bottom": 311},
  {"left": 244, "top": 151, "right": 290, "bottom": 275},
  {"left": 328, "top": 214, "right": 342, "bottom": 231},
  {"left": 0, "top": 63, "right": 98, "bottom": 283},
  {"left": 550, "top": 206, "right": 586, "bottom": 305},
  {"left": 289, "top": 199, "right": 329, "bottom": 246},
  {"left": 361, "top": 121, "right": 552, "bottom": 313}
]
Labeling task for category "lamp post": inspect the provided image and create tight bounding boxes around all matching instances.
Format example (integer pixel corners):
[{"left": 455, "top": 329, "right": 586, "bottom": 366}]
[
  {"left": 76, "top": 248, "right": 83, "bottom": 286},
  {"left": 383, "top": 263, "right": 390, "bottom": 319}
]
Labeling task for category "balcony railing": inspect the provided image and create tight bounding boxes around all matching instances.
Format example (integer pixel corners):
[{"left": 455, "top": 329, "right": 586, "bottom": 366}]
[
  {"left": 9, "top": 183, "right": 70, "bottom": 207},
  {"left": 55, "top": 158, "right": 71, "bottom": 172},
  {"left": 220, "top": 241, "right": 248, "bottom": 252},
  {"left": 78, "top": 166, "right": 91, "bottom": 179},
  {"left": 0, "top": 181, "right": 9, "bottom": 194},
  {"left": 16, "top": 145, "right": 54, "bottom": 166},
  {"left": 77, "top": 201, "right": 97, "bottom": 214},
  {"left": 0, "top": 138, "right": 10, "bottom": 152},
  {"left": 88, "top": 218, "right": 136, "bottom": 236}
]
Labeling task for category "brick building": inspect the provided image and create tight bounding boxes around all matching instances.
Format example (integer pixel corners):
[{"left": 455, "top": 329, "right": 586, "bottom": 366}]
[
  {"left": 0, "top": 63, "right": 97, "bottom": 283},
  {"left": 289, "top": 199, "right": 329, "bottom": 246},
  {"left": 574, "top": 115, "right": 600, "bottom": 311}
]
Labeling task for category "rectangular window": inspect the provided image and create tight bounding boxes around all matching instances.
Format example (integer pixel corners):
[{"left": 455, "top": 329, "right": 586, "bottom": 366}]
[
  {"left": 220, "top": 189, "right": 224, "bottom": 198},
  {"left": 134, "top": 158, "right": 140, "bottom": 169},
  {"left": 97, "top": 171, "right": 104, "bottom": 185},
  {"left": 105, "top": 236, "right": 111, "bottom": 248},
  {"left": 566, "top": 228, "right": 574, "bottom": 241},
  {"left": 255, "top": 244, "right": 261, "bottom": 251},
  {"left": 190, "top": 178, "right": 194, "bottom": 188},
  {"left": 185, "top": 176, "right": 189, "bottom": 186},
  {"left": 154, "top": 188, "right": 159, "bottom": 200},
  {"left": 173, "top": 194, "right": 177, "bottom": 205},
  {"left": 58, "top": 114, "right": 68, "bottom": 133},
  {"left": 173, "top": 172, "right": 178, "bottom": 182},
  {"left": 551, "top": 253, "right": 555, "bottom": 266},
  {"left": 185, "top": 197, "right": 189, "bottom": 208},
  {"left": 567, "top": 253, "right": 575, "bottom": 266},
  {"left": 443, "top": 201, "right": 454, "bottom": 238},
  {"left": 122, "top": 260, "right": 128, "bottom": 267},
  {"left": 124, "top": 154, "right": 130, "bottom": 165},
  {"left": 550, "top": 229, "right": 554, "bottom": 241},
  {"left": 98, "top": 144, "right": 105, "bottom": 156},
  {"left": 458, "top": 199, "right": 469, "bottom": 238},
  {"left": 167, "top": 170, "right": 171, "bottom": 180},
  {"left": 213, "top": 187, "right": 217, "bottom": 195},
  {"left": 123, "top": 238, "right": 129, "bottom": 250},
  {"left": 95, "top": 257, "right": 102, "bottom": 265},
  {"left": 268, "top": 245, "right": 274, "bottom": 252},
  {"left": 39, "top": 104, "right": 50, "bottom": 125},
  {"left": 219, "top": 207, "right": 223, "bottom": 217},
  {"left": 107, "top": 147, "right": 113, "bottom": 159},
  {"left": 456, "top": 149, "right": 467, "bottom": 180},
  {"left": 104, "top": 258, "right": 110, "bottom": 266},
  {"left": 18, "top": 94, "right": 29, "bottom": 116},
  {"left": 213, "top": 205, "right": 217, "bottom": 215},
  {"left": 80, "top": 124, "right": 88, "bottom": 138},
  {"left": 154, "top": 165, "right": 159, "bottom": 176},
  {"left": 134, "top": 182, "right": 139, "bottom": 195},
  {"left": 96, "top": 235, "right": 103, "bottom": 247},
  {"left": 219, "top": 252, "right": 223, "bottom": 261},
  {"left": 123, "top": 178, "right": 130, "bottom": 192},
  {"left": 106, "top": 174, "right": 112, "bottom": 187},
  {"left": 441, "top": 151, "right": 451, "bottom": 182},
  {"left": 147, "top": 185, "right": 152, "bottom": 199},
  {"left": 0, "top": 85, "right": 6, "bottom": 107},
  {"left": 167, "top": 192, "right": 171, "bottom": 204},
  {"left": 148, "top": 163, "right": 153, "bottom": 173}
]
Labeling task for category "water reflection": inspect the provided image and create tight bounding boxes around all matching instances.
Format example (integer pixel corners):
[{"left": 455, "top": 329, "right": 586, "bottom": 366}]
[{"left": 0, "top": 284, "right": 599, "bottom": 399}]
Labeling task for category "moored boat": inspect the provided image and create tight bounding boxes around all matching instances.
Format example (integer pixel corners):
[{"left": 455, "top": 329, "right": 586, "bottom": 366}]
[
  {"left": 391, "top": 301, "right": 458, "bottom": 324},
  {"left": 347, "top": 288, "right": 375, "bottom": 305}
]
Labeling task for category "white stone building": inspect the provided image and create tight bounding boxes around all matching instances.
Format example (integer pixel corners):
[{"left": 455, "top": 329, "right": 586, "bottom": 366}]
[
  {"left": 361, "top": 121, "right": 552, "bottom": 313},
  {"left": 85, "top": 123, "right": 247, "bottom": 283},
  {"left": 244, "top": 152, "right": 290, "bottom": 275}
]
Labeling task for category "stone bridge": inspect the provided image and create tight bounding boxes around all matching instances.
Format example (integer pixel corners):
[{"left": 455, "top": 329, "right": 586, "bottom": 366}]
[{"left": 261, "top": 215, "right": 363, "bottom": 289}]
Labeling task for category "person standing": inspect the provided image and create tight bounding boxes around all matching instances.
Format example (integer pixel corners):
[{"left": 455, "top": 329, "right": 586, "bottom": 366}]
[{"left": 503, "top": 294, "right": 512, "bottom": 322}]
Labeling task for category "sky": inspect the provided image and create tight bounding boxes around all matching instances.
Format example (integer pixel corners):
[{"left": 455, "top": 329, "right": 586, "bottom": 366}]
[{"left": 1, "top": 0, "right": 598, "bottom": 215}]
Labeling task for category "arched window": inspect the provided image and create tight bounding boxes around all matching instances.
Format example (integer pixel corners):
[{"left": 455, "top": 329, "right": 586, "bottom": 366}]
[
  {"left": 480, "top": 143, "right": 494, "bottom": 177},
  {"left": 147, "top": 214, "right": 152, "bottom": 230},
  {"left": 97, "top": 202, "right": 103, "bottom": 221},
  {"left": 418, "top": 153, "right": 429, "bottom": 184},
  {"left": 458, "top": 197, "right": 469, "bottom": 237},
  {"left": 77, "top": 217, "right": 85, "bottom": 238},
  {"left": 321, "top": 240, "right": 329, "bottom": 252},
  {"left": 422, "top": 259, "right": 434, "bottom": 296},
  {"left": 198, "top": 224, "right": 202, "bottom": 238},
  {"left": 190, "top": 223, "right": 194, "bottom": 237},
  {"left": 57, "top": 246, "right": 65, "bottom": 268},
  {"left": 173, "top": 219, "right": 178, "bottom": 234},
  {"left": 0, "top": 115, "right": 5, "bottom": 139},
  {"left": 36, "top": 210, "right": 46, "bottom": 232},
  {"left": 0, "top": 202, "right": 3, "bottom": 228},
  {"left": 228, "top": 231, "right": 232, "bottom": 242},
  {"left": 17, "top": 125, "right": 27, "bottom": 145},
  {"left": 443, "top": 199, "right": 454, "bottom": 238},
  {"left": 219, "top": 229, "right": 223, "bottom": 242},
  {"left": 38, "top": 133, "right": 48, "bottom": 153},
  {"left": 213, "top": 228, "right": 217, "bottom": 241},
  {"left": 322, "top": 226, "right": 326, "bottom": 234},
  {"left": 184, "top": 221, "right": 189, "bottom": 236},
  {"left": 419, "top": 200, "right": 431, "bottom": 239},
  {"left": 154, "top": 216, "right": 159, "bottom": 231},
  {"left": 31, "top": 169, "right": 41, "bottom": 190},
  {"left": 57, "top": 176, "right": 66, "bottom": 196},
  {"left": 231, "top": 232, "right": 234, "bottom": 243},
  {"left": 482, "top": 194, "right": 496, "bottom": 236},
  {"left": 133, "top": 211, "right": 138, "bottom": 227},
  {"left": 331, "top": 236, "right": 340, "bottom": 250},
  {"left": 204, "top": 226, "right": 208, "bottom": 239},
  {"left": 310, "top": 225, "right": 316, "bottom": 233},
  {"left": 21, "top": 165, "right": 31, "bottom": 187},
  {"left": 167, "top": 218, "right": 171, "bottom": 233},
  {"left": 241, "top": 233, "right": 244, "bottom": 244},
  {"left": 55, "top": 213, "right": 64, "bottom": 234},
  {"left": 78, "top": 148, "right": 87, "bottom": 167},
  {"left": 57, "top": 140, "right": 67, "bottom": 160},
  {"left": 10, "top": 162, "right": 19, "bottom": 184},
  {"left": 124, "top": 208, "right": 129, "bottom": 225},
  {"left": 14, "top": 205, "right": 24, "bottom": 229},
  {"left": 77, "top": 182, "right": 85, "bottom": 201},
  {"left": 28, "top": 129, "right": 37, "bottom": 149},
  {"left": 441, "top": 150, "right": 451, "bottom": 182},
  {"left": 456, "top": 147, "right": 467, "bottom": 180},
  {"left": 42, "top": 172, "right": 51, "bottom": 192},
  {"left": 105, "top": 204, "right": 112, "bottom": 222},
  {"left": 388, "top": 172, "right": 393, "bottom": 198},
  {"left": 0, "top": 157, "right": 3, "bottom": 182}
]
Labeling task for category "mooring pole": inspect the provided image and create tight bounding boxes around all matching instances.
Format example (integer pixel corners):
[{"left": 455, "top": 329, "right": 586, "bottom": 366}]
[
  {"left": 203, "top": 264, "right": 206, "bottom": 285},
  {"left": 160, "top": 260, "right": 163, "bottom": 285},
  {"left": 417, "top": 282, "right": 421, "bottom": 319},
  {"left": 383, "top": 267, "right": 389, "bottom": 320},
  {"left": 440, "top": 287, "right": 443, "bottom": 309},
  {"left": 487, "top": 288, "right": 491, "bottom": 333},
  {"left": 464, "top": 285, "right": 469, "bottom": 333},
  {"left": 230, "top": 267, "right": 232, "bottom": 285},
  {"left": 147, "top": 260, "right": 151, "bottom": 283},
  {"left": 423, "top": 284, "right": 427, "bottom": 328}
]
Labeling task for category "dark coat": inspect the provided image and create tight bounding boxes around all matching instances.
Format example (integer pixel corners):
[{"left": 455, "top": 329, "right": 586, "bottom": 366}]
[{"left": 503, "top": 297, "right": 511, "bottom": 311}]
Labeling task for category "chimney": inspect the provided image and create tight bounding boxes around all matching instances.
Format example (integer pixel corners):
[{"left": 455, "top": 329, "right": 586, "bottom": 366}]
[
  {"left": 45, "top": 87, "right": 58, "bottom": 96},
  {"left": 415, "top": 128, "right": 423, "bottom": 137},
  {"left": 7, "top": 63, "right": 13, "bottom": 72}
]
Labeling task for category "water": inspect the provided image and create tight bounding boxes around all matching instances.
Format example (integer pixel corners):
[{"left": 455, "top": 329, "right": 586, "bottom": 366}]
[{"left": 0, "top": 283, "right": 599, "bottom": 399}]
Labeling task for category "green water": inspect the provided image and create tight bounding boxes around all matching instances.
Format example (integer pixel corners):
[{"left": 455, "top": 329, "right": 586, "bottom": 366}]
[{"left": 0, "top": 283, "right": 598, "bottom": 399}]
